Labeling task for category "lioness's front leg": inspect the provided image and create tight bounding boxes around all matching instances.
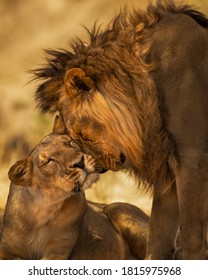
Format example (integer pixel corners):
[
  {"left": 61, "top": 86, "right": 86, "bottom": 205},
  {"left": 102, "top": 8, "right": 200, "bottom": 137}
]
[
  {"left": 41, "top": 229, "right": 79, "bottom": 260},
  {"left": 146, "top": 183, "right": 179, "bottom": 260}
]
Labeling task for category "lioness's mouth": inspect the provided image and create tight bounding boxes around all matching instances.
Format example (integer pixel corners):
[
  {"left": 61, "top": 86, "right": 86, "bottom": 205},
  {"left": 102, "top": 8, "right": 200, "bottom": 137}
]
[{"left": 72, "top": 182, "right": 83, "bottom": 193}]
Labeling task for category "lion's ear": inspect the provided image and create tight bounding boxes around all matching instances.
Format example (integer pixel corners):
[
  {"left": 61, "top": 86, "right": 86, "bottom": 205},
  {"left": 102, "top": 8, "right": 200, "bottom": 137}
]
[
  {"left": 8, "top": 159, "right": 32, "bottom": 186},
  {"left": 64, "top": 68, "right": 95, "bottom": 97},
  {"left": 53, "top": 115, "right": 66, "bottom": 134}
]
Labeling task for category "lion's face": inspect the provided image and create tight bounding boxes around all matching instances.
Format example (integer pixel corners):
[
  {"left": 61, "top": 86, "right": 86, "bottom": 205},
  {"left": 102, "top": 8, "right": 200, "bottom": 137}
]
[
  {"left": 59, "top": 103, "right": 124, "bottom": 171},
  {"left": 58, "top": 68, "right": 131, "bottom": 172},
  {"left": 8, "top": 134, "right": 99, "bottom": 193}
]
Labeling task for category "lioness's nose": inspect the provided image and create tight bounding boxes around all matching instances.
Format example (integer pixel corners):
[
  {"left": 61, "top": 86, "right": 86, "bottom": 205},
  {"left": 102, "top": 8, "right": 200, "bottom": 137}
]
[{"left": 73, "top": 156, "right": 84, "bottom": 169}]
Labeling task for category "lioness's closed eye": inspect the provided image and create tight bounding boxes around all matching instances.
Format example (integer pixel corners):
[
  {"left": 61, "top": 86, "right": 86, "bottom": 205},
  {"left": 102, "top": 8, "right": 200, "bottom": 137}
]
[{"left": 8, "top": 134, "right": 99, "bottom": 193}]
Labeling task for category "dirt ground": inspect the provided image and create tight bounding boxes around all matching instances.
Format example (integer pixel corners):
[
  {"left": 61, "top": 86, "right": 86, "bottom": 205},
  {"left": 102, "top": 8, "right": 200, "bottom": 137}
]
[{"left": 0, "top": 0, "right": 207, "bottom": 214}]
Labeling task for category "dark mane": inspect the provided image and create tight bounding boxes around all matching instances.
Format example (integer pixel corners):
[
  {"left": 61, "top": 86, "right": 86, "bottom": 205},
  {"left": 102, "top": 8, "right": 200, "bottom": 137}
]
[
  {"left": 32, "top": 0, "right": 208, "bottom": 114},
  {"left": 150, "top": 0, "right": 208, "bottom": 27}
]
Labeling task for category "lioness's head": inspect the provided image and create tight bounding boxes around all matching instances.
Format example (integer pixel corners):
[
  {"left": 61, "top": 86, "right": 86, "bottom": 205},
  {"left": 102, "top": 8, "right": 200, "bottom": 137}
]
[{"left": 8, "top": 133, "right": 99, "bottom": 193}]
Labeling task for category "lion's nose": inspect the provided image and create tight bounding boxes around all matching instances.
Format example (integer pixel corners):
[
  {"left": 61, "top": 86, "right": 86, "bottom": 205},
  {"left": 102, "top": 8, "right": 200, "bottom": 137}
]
[
  {"left": 72, "top": 156, "right": 85, "bottom": 169},
  {"left": 120, "top": 153, "right": 126, "bottom": 164}
]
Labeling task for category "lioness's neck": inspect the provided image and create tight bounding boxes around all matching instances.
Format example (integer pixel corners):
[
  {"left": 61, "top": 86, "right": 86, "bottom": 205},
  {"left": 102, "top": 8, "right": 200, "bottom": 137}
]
[
  {"left": 29, "top": 183, "right": 74, "bottom": 205},
  {"left": 4, "top": 184, "right": 86, "bottom": 228},
  {"left": 26, "top": 184, "right": 86, "bottom": 225}
]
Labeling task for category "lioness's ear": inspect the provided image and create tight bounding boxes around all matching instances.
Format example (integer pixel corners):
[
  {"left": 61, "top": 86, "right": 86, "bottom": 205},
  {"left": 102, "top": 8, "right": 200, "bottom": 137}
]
[
  {"left": 64, "top": 68, "right": 95, "bottom": 97},
  {"left": 53, "top": 115, "right": 66, "bottom": 134},
  {"left": 8, "top": 159, "right": 32, "bottom": 186}
]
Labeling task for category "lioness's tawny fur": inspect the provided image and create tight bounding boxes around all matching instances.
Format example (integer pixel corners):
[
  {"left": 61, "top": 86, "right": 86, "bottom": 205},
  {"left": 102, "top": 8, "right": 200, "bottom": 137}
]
[{"left": 0, "top": 131, "right": 148, "bottom": 260}]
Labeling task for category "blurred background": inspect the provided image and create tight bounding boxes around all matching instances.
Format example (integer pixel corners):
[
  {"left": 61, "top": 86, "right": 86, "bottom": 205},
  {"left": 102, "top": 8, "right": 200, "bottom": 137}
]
[{"left": 0, "top": 0, "right": 208, "bottom": 214}]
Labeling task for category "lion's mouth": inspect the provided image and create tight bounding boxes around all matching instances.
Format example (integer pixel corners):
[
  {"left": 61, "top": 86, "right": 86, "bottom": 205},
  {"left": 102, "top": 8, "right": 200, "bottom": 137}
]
[
  {"left": 96, "top": 152, "right": 126, "bottom": 171},
  {"left": 99, "top": 168, "right": 107, "bottom": 174}
]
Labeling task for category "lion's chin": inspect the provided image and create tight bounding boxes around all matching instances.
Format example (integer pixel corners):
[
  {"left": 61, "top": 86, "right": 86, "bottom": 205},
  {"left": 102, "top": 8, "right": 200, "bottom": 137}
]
[{"left": 97, "top": 168, "right": 107, "bottom": 174}]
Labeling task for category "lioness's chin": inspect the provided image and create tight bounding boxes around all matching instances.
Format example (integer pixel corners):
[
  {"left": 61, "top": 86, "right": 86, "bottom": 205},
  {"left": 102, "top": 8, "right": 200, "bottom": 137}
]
[
  {"left": 81, "top": 173, "right": 99, "bottom": 191},
  {"left": 71, "top": 183, "right": 83, "bottom": 193}
]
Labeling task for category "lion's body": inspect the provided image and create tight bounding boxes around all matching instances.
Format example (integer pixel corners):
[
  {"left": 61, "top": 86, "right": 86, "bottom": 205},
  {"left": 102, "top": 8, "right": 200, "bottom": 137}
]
[
  {"left": 0, "top": 134, "right": 148, "bottom": 260},
  {"left": 34, "top": 1, "right": 208, "bottom": 259}
]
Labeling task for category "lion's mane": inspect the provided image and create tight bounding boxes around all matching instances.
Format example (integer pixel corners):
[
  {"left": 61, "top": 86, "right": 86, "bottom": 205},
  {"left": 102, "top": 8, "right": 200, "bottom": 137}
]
[{"left": 33, "top": 0, "right": 208, "bottom": 190}]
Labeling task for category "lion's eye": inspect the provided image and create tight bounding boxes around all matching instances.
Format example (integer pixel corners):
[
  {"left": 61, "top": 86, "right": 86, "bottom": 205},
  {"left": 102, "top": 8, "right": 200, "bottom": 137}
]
[
  {"left": 79, "top": 132, "right": 93, "bottom": 142},
  {"left": 83, "top": 137, "right": 93, "bottom": 143}
]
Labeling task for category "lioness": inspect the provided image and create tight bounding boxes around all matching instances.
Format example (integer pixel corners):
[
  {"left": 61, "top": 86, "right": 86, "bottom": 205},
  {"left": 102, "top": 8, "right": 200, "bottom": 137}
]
[{"left": 0, "top": 133, "right": 148, "bottom": 260}]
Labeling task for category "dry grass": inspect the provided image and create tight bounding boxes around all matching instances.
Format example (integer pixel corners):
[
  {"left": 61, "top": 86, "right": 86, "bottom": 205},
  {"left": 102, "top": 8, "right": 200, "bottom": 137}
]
[{"left": 0, "top": 0, "right": 207, "bottom": 213}]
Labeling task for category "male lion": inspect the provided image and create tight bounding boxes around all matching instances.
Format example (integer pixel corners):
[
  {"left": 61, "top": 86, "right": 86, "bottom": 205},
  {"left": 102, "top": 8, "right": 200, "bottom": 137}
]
[
  {"left": 33, "top": 0, "right": 208, "bottom": 259},
  {"left": 0, "top": 130, "right": 149, "bottom": 260}
]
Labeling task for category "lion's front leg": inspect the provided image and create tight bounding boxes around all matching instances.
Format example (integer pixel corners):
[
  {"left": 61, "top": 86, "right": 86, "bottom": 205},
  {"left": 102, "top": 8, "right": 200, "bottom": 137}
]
[
  {"left": 146, "top": 183, "right": 179, "bottom": 260},
  {"left": 175, "top": 165, "right": 208, "bottom": 259}
]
